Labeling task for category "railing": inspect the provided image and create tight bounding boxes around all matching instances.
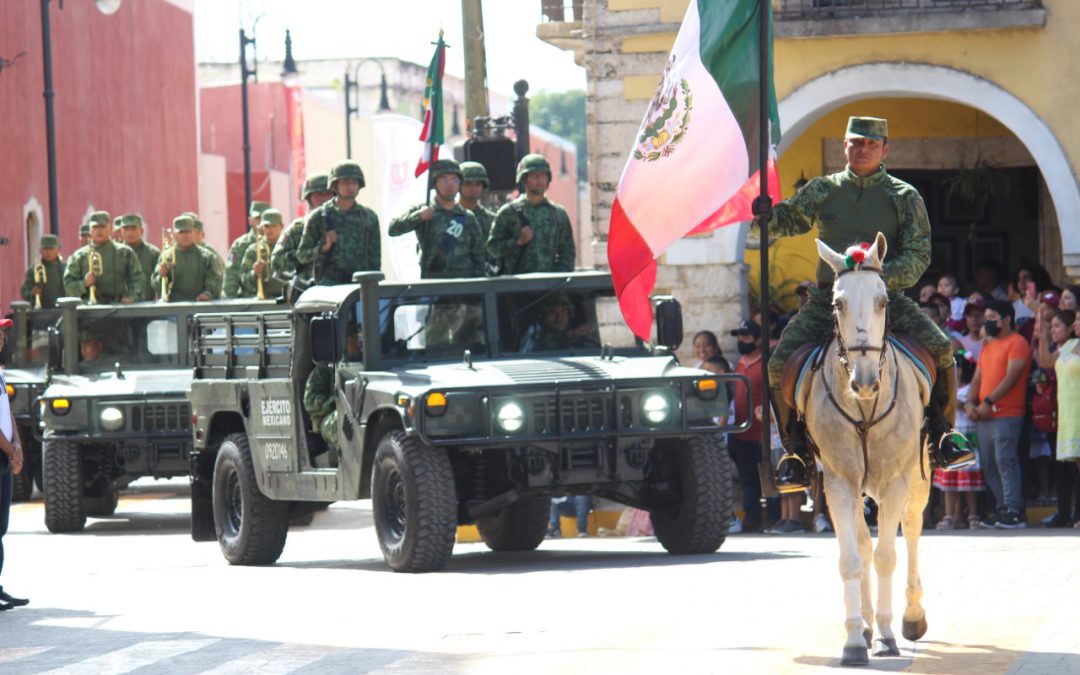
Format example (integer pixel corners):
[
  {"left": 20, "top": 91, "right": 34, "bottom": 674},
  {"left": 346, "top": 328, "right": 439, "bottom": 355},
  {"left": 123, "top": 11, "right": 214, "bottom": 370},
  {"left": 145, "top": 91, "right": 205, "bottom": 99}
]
[
  {"left": 541, "top": 0, "right": 584, "bottom": 23},
  {"left": 774, "top": 0, "right": 1042, "bottom": 20}
]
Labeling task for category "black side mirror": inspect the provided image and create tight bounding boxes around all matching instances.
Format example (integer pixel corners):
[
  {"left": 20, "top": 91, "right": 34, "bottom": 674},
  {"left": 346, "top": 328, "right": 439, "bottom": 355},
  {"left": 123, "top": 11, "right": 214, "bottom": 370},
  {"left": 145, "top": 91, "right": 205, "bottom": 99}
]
[
  {"left": 310, "top": 316, "right": 340, "bottom": 364},
  {"left": 47, "top": 326, "right": 63, "bottom": 371},
  {"left": 653, "top": 295, "right": 683, "bottom": 352}
]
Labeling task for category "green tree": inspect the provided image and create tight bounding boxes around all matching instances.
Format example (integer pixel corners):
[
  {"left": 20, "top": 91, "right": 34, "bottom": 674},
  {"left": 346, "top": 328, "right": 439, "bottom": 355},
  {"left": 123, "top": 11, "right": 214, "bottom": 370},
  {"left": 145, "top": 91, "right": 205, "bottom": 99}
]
[{"left": 529, "top": 90, "right": 586, "bottom": 180}]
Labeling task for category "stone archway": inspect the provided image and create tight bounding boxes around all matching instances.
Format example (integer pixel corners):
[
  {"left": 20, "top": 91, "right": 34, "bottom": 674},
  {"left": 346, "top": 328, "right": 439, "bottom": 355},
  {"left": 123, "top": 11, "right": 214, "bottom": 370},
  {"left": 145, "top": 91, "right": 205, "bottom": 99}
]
[{"left": 773, "top": 62, "right": 1080, "bottom": 278}]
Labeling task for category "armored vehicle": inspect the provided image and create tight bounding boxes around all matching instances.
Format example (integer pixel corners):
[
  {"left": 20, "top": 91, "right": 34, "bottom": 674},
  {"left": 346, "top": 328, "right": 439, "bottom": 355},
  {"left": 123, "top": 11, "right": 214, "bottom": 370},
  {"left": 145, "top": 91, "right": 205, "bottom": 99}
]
[
  {"left": 188, "top": 271, "right": 750, "bottom": 572},
  {"left": 37, "top": 297, "right": 275, "bottom": 533},
  {"left": 1, "top": 301, "right": 60, "bottom": 501}
]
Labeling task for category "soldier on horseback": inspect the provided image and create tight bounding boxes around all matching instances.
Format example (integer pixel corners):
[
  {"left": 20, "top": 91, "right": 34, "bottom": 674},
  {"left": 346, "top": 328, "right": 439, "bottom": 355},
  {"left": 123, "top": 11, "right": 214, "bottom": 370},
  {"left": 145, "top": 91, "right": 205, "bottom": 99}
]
[{"left": 764, "top": 116, "right": 975, "bottom": 493}]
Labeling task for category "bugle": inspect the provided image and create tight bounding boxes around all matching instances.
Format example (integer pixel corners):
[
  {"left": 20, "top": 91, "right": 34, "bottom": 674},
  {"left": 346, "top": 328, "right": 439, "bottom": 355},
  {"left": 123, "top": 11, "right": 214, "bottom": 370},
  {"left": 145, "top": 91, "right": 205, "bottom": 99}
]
[
  {"left": 88, "top": 251, "right": 104, "bottom": 305},
  {"left": 33, "top": 261, "right": 47, "bottom": 309},
  {"left": 256, "top": 236, "right": 271, "bottom": 300}
]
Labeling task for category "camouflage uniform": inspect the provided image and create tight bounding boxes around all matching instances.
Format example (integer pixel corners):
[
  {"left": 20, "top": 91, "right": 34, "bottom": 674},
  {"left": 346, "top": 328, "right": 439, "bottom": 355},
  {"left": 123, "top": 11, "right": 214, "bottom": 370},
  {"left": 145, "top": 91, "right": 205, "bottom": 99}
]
[
  {"left": 63, "top": 212, "right": 146, "bottom": 303},
  {"left": 471, "top": 203, "right": 497, "bottom": 241},
  {"left": 185, "top": 212, "right": 226, "bottom": 278},
  {"left": 296, "top": 202, "right": 381, "bottom": 285},
  {"left": 151, "top": 217, "right": 222, "bottom": 301},
  {"left": 460, "top": 161, "right": 497, "bottom": 240},
  {"left": 223, "top": 201, "right": 270, "bottom": 298},
  {"left": 487, "top": 154, "right": 575, "bottom": 274},
  {"left": 389, "top": 196, "right": 486, "bottom": 278},
  {"left": 239, "top": 209, "right": 287, "bottom": 298},
  {"left": 20, "top": 235, "right": 66, "bottom": 309},
  {"left": 121, "top": 215, "right": 161, "bottom": 302},
  {"left": 271, "top": 219, "right": 310, "bottom": 281},
  {"left": 303, "top": 364, "right": 337, "bottom": 447}
]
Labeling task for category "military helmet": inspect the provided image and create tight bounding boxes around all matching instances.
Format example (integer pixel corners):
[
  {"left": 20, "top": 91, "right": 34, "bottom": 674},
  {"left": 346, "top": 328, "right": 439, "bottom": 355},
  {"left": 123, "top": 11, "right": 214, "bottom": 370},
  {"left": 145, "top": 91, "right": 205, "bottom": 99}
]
[
  {"left": 516, "top": 153, "right": 552, "bottom": 183},
  {"left": 460, "top": 161, "right": 490, "bottom": 187},
  {"left": 328, "top": 160, "right": 366, "bottom": 191},
  {"left": 429, "top": 159, "right": 462, "bottom": 182},
  {"left": 301, "top": 174, "right": 330, "bottom": 200},
  {"left": 542, "top": 292, "right": 574, "bottom": 311}
]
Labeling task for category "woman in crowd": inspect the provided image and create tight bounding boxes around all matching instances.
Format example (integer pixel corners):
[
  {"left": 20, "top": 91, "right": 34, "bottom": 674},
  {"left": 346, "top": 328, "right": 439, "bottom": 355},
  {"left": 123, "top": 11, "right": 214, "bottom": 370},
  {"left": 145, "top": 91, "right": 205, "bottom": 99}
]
[
  {"left": 1061, "top": 284, "right": 1079, "bottom": 312},
  {"left": 1040, "top": 308, "right": 1080, "bottom": 527},
  {"left": 692, "top": 330, "right": 730, "bottom": 372},
  {"left": 951, "top": 299, "right": 986, "bottom": 362}
]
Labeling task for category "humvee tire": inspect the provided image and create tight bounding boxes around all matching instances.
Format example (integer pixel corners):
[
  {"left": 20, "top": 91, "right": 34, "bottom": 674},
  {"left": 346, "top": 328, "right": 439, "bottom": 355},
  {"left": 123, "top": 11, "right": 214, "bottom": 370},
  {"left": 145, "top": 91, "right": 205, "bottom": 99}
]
[
  {"left": 85, "top": 488, "right": 120, "bottom": 517},
  {"left": 371, "top": 431, "right": 457, "bottom": 573},
  {"left": 212, "top": 433, "right": 289, "bottom": 565},
  {"left": 43, "top": 440, "right": 87, "bottom": 533},
  {"left": 476, "top": 497, "right": 550, "bottom": 552},
  {"left": 11, "top": 464, "right": 34, "bottom": 502},
  {"left": 651, "top": 433, "right": 732, "bottom": 554}
]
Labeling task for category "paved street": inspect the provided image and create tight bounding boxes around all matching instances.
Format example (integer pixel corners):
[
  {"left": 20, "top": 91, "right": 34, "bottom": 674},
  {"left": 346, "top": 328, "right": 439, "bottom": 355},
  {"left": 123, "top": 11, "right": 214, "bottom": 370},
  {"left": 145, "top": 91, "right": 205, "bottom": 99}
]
[{"left": 2, "top": 480, "right": 1079, "bottom": 675}]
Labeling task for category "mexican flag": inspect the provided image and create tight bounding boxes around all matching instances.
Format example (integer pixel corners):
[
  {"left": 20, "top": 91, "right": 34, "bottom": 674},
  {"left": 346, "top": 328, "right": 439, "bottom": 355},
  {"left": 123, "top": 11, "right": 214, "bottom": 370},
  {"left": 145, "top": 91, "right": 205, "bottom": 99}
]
[
  {"left": 608, "top": 0, "right": 781, "bottom": 340},
  {"left": 415, "top": 32, "right": 446, "bottom": 177}
]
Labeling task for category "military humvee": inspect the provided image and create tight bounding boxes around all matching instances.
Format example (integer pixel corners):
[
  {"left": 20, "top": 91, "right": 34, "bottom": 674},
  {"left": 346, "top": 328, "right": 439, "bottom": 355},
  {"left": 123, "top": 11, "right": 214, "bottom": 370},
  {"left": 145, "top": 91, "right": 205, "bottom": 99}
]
[
  {"left": 188, "top": 271, "right": 750, "bottom": 572},
  {"left": 37, "top": 297, "right": 276, "bottom": 533},
  {"left": 1, "top": 301, "right": 60, "bottom": 501}
]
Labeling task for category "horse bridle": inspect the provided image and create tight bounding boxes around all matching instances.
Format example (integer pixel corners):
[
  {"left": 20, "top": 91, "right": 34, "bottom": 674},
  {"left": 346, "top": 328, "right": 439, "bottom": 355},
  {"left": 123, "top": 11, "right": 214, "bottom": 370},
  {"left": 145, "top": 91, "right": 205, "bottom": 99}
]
[{"left": 831, "top": 265, "right": 890, "bottom": 378}]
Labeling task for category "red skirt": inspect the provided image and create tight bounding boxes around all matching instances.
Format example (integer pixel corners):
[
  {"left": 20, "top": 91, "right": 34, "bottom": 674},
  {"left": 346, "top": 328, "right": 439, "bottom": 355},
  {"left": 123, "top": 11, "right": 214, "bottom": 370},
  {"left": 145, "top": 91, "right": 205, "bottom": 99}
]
[{"left": 932, "top": 467, "right": 985, "bottom": 492}]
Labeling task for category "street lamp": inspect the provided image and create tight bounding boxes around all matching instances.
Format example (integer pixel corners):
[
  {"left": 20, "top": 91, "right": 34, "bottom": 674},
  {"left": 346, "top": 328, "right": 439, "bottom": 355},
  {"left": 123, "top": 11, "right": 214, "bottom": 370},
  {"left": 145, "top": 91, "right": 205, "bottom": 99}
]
[
  {"left": 343, "top": 59, "right": 392, "bottom": 159},
  {"left": 39, "top": 0, "right": 123, "bottom": 238},
  {"left": 239, "top": 26, "right": 257, "bottom": 228}
]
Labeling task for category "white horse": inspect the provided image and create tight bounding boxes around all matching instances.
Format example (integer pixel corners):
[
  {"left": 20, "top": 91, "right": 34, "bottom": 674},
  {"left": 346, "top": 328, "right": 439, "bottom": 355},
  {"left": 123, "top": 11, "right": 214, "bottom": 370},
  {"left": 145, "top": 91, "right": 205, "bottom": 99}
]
[{"left": 796, "top": 232, "right": 933, "bottom": 666}]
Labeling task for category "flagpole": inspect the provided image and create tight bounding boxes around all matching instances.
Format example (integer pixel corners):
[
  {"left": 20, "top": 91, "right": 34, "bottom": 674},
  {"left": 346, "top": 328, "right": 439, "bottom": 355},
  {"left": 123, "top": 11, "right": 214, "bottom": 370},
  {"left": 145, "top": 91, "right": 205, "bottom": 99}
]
[{"left": 753, "top": 0, "right": 774, "bottom": 488}]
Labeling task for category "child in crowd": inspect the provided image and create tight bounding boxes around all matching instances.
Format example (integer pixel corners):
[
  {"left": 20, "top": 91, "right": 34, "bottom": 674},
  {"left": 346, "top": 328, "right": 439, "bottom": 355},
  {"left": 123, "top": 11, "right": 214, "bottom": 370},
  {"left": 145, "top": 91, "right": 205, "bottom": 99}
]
[
  {"left": 939, "top": 274, "right": 967, "bottom": 332},
  {"left": 933, "top": 352, "right": 986, "bottom": 529}
]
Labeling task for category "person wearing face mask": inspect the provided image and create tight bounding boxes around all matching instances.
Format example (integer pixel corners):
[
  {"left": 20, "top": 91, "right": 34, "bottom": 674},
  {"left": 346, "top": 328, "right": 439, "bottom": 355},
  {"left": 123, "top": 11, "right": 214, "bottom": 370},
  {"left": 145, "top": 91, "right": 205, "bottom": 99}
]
[
  {"left": 727, "top": 321, "right": 775, "bottom": 533},
  {"left": 965, "top": 300, "right": 1032, "bottom": 528},
  {"left": 1035, "top": 308, "right": 1078, "bottom": 527}
]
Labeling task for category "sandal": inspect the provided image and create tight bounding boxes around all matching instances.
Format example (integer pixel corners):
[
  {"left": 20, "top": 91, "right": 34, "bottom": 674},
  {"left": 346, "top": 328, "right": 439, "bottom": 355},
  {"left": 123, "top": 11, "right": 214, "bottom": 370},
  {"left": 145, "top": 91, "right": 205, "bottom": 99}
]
[
  {"left": 968, "top": 515, "right": 982, "bottom": 530},
  {"left": 1074, "top": 520, "right": 1080, "bottom": 529},
  {"left": 935, "top": 516, "right": 955, "bottom": 530}
]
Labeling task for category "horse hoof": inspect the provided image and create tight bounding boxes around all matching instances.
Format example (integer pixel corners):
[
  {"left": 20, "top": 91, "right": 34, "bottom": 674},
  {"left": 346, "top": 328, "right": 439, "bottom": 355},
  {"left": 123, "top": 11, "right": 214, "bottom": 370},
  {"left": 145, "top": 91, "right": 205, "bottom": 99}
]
[
  {"left": 841, "top": 646, "right": 869, "bottom": 667},
  {"left": 872, "top": 637, "right": 900, "bottom": 657},
  {"left": 902, "top": 617, "right": 928, "bottom": 642},
  {"left": 862, "top": 628, "right": 873, "bottom": 648}
]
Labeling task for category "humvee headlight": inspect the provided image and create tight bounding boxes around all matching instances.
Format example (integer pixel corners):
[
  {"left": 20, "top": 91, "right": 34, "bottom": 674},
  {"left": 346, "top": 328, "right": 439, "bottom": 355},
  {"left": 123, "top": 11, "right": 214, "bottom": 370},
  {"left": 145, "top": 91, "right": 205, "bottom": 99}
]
[
  {"left": 6, "top": 384, "right": 15, "bottom": 399},
  {"left": 642, "top": 393, "right": 671, "bottom": 425},
  {"left": 49, "top": 398, "right": 71, "bottom": 415},
  {"left": 100, "top": 406, "right": 125, "bottom": 431},
  {"left": 694, "top": 378, "right": 719, "bottom": 401},
  {"left": 495, "top": 401, "right": 525, "bottom": 434},
  {"left": 426, "top": 392, "right": 447, "bottom": 417}
]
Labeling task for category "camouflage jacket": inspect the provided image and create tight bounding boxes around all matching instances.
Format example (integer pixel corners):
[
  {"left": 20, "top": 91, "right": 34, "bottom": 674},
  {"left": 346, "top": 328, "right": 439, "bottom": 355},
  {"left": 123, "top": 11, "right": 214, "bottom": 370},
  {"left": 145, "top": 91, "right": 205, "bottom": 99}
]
[
  {"left": 128, "top": 241, "right": 161, "bottom": 302},
  {"left": 223, "top": 230, "right": 256, "bottom": 298},
  {"left": 238, "top": 236, "right": 286, "bottom": 298},
  {"left": 303, "top": 364, "right": 335, "bottom": 423},
  {"left": 388, "top": 202, "right": 486, "bottom": 278},
  {"left": 270, "top": 218, "right": 311, "bottom": 281},
  {"left": 151, "top": 244, "right": 222, "bottom": 301},
  {"left": 201, "top": 243, "right": 226, "bottom": 278},
  {"left": 21, "top": 258, "right": 66, "bottom": 308},
  {"left": 63, "top": 241, "right": 146, "bottom": 302},
  {"left": 768, "top": 164, "right": 930, "bottom": 293},
  {"left": 470, "top": 203, "right": 497, "bottom": 241},
  {"left": 296, "top": 200, "right": 381, "bottom": 285},
  {"left": 488, "top": 195, "right": 575, "bottom": 274}
]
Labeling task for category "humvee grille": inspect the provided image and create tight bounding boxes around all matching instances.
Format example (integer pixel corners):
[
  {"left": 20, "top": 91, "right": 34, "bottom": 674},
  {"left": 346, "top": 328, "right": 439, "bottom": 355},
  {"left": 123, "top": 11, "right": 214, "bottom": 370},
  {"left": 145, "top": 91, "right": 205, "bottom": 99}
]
[
  {"left": 141, "top": 402, "right": 191, "bottom": 433},
  {"left": 494, "top": 360, "right": 609, "bottom": 384},
  {"left": 531, "top": 394, "right": 612, "bottom": 435}
]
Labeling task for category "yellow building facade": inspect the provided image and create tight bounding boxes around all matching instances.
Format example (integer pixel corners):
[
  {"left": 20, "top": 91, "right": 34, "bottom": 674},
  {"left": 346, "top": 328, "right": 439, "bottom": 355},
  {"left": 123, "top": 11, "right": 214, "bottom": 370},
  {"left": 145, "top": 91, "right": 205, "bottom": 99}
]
[{"left": 541, "top": 0, "right": 1077, "bottom": 329}]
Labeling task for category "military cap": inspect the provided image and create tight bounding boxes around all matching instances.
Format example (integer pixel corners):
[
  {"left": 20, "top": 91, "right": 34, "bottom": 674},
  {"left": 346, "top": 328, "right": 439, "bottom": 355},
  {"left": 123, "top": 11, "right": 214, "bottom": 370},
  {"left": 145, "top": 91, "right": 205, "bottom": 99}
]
[
  {"left": 79, "top": 222, "right": 91, "bottom": 236},
  {"left": 301, "top": 174, "right": 330, "bottom": 200},
  {"left": 249, "top": 201, "right": 271, "bottom": 217},
  {"left": 120, "top": 213, "right": 144, "bottom": 228},
  {"left": 328, "top": 160, "right": 366, "bottom": 190},
  {"left": 113, "top": 217, "right": 123, "bottom": 231},
  {"left": 516, "top": 153, "right": 552, "bottom": 183},
  {"left": 460, "top": 161, "right": 490, "bottom": 187},
  {"left": 845, "top": 116, "right": 888, "bottom": 141},
  {"left": 39, "top": 234, "right": 60, "bottom": 249},
  {"left": 172, "top": 215, "right": 195, "bottom": 232},
  {"left": 429, "top": 159, "right": 462, "bottom": 182},
  {"left": 88, "top": 211, "right": 111, "bottom": 227},
  {"left": 260, "top": 208, "right": 284, "bottom": 226},
  {"left": 182, "top": 211, "right": 205, "bottom": 232}
]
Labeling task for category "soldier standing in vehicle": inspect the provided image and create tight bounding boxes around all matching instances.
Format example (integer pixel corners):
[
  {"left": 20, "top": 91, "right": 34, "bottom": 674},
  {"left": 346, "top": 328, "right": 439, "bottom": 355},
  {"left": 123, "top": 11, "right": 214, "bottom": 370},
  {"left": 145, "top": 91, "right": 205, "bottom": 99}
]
[
  {"left": 21, "top": 235, "right": 66, "bottom": 309},
  {"left": 63, "top": 211, "right": 145, "bottom": 304},
  {"left": 223, "top": 201, "right": 270, "bottom": 298},
  {"left": 78, "top": 222, "right": 90, "bottom": 247},
  {"left": 389, "top": 159, "right": 486, "bottom": 278},
  {"left": 762, "top": 116, "right": 973, "bottom": 493},
  {"left": 296, "top": 161, "right": 381, "bottom": 286},
  {"left": 272, "top": 174, "right": 332, "bottom": 283},
  {"left": 118, "top": 214, "right": 161, "bottom": 302},
  {"left": 487, "top": 154, "right": 575, "bottom": 274},
  {"left": 151, "top": 216, "right": 222, "bottom": 302},
  {"left": 184, "top": 212, "right": 226, "bottom": 277},
  {"left": 240, "top": 209, "right": 287, "bottom": 298},
  {"left": 458, "top": 161, "right": 496, "bottom": 240}
]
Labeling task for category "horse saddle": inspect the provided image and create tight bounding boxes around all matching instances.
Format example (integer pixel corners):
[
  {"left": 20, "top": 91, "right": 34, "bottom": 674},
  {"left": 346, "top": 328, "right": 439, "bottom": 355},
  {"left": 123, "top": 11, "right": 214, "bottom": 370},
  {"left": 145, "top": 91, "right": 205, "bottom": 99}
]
[{"left": 780, "top": 333, "right": 937, "bottom": 411}]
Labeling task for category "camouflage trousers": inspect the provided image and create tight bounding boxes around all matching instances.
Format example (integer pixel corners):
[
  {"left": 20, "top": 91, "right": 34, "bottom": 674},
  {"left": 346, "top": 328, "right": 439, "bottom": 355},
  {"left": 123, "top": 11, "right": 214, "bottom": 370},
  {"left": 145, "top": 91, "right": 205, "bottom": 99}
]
[
  {"left": 316, "top": 411, "right": 338, "bottom": 448},
  {"left": 767, "top": 286, "right": 953, "bottom": 386}
]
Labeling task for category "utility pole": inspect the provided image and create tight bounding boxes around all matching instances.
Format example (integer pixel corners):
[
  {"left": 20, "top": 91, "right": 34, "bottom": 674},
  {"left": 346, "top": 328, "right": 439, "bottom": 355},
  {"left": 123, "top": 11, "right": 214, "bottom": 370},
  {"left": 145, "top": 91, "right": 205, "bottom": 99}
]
[{"left": 461, "top": 0, "right": 489, "bottom": 131}]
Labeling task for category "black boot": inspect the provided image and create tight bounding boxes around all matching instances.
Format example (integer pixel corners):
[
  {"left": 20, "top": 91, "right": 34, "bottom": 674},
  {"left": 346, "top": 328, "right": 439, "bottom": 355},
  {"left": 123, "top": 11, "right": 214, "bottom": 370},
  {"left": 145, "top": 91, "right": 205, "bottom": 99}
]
[
  {"left": 772, "top": 387, "right": 813, "bottom": 494},
  {"left": 0, "top": 588, "right": 28, "bottom": 607},
  {"left": 929, "top": 366, "right": 976, "bottom": 470}
]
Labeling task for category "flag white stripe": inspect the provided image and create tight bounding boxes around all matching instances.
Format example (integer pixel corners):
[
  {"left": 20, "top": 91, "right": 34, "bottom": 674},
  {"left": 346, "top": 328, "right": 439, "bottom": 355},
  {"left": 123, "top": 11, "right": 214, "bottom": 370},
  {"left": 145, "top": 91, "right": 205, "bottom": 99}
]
[
  {"left": 34, "top": 639, "right": 217, "bottom": 675},
  {"left": 196, "top": 643, "right": 338, "bottom": 675}
]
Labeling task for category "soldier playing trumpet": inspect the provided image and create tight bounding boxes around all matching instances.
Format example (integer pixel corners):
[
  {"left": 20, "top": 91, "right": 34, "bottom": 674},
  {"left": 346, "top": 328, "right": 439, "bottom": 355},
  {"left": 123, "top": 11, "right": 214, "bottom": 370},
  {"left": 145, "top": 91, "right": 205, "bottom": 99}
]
[
  {"left": 159, "top": 227, "right": 177, "bottom": 302},
  {"left": 240, "top": 208, "right": 286, "bottom": 299},
  {"left": 21, "top": 235, "right": 66, "bottom": 309},
  {"left": 151, "top": 216, "right": 222, "bottom": 302},
  {"left": 63, "top": 211, "right": 145, "bottom": 304}
]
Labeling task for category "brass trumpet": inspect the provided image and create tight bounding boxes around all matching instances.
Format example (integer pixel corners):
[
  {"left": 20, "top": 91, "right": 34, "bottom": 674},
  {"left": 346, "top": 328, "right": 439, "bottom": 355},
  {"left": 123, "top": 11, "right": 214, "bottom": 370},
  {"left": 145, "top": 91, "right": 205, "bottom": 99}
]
[
  {"left": 255, "top": 236, "right": 272, "bottom": 300},
  {"left": 160, "top": 228, "right": 176, "bottom": 302},
  {"left": 32, "top": 261, "right": 47, "bottom": 309},
  {"left": 88, "top": 251, "right": 104, "bottom": 305}
]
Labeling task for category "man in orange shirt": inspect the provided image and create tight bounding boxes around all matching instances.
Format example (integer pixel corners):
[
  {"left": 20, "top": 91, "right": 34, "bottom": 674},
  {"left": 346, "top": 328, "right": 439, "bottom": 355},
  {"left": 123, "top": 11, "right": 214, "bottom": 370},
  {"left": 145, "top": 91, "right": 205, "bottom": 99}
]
[{"left": 965, "top": 299, "right": 1032, "bottom": 528}]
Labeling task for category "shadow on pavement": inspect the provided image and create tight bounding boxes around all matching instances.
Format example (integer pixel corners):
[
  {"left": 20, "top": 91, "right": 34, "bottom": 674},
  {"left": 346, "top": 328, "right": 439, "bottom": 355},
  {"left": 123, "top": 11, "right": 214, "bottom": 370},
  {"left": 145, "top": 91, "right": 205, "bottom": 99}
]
[{"left": 794, "top": 639, "right": 1080, "bottom": 672}]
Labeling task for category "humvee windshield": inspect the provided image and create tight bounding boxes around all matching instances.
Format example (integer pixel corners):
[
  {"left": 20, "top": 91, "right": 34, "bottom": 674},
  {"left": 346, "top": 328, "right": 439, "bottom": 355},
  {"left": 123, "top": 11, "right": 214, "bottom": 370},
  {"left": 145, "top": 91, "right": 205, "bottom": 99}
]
[
  {"left": 499, "top": 289, "right": 648, "bottom": 356},
  {"left": 76, "top": 315, "right": 180, "bottom": 371},
  {"left": 1, "top": 311, "right": 59, "bottom": 367},
  {"left": 378, "top": 294, "right": 487, "bottom": 362}
]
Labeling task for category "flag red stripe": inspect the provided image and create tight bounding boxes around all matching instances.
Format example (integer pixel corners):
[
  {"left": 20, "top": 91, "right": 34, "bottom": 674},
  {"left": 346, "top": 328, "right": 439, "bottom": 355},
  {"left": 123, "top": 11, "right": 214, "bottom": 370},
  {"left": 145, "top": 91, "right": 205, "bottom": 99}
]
[
  {"left": 608, "top": 198, "right": 659, "bottom": 340},
  {"left": 686, "top": 158, "right": 780, "bottom": 236}
]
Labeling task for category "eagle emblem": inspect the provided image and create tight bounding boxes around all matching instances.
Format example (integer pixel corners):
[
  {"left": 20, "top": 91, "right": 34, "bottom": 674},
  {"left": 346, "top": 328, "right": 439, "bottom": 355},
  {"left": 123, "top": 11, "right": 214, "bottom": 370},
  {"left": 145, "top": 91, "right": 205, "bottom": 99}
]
[{"left": 633, "top": 55, "right": 693, "bottom": 162}]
